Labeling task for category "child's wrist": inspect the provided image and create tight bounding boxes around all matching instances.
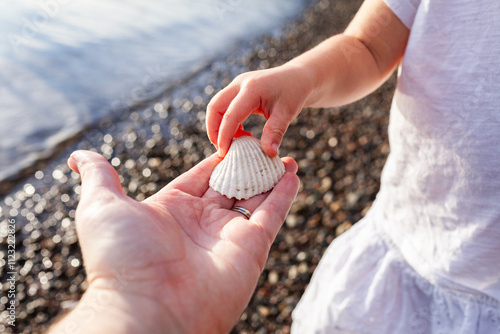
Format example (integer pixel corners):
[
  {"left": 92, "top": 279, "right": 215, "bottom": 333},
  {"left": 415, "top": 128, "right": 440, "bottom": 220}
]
[{"left": 281, "top": 61, "right": 317, "bottom": 107}]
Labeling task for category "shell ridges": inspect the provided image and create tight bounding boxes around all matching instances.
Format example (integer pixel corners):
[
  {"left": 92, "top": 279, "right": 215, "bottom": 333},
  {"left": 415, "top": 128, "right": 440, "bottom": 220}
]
[{"left": 209, "top": 136, "right": 286, "bottom": 200}]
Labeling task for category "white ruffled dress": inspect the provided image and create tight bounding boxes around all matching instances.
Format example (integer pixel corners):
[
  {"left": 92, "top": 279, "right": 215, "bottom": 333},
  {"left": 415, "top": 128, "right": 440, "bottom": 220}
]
[{"left": 292, "top": 0, "right": 500, "bottom": 333}]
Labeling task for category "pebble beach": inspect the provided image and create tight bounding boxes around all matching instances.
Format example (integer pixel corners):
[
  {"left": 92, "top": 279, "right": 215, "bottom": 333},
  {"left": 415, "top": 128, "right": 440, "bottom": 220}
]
[{"left": 0, "top": 0, "right": 397, "bottom": 332}]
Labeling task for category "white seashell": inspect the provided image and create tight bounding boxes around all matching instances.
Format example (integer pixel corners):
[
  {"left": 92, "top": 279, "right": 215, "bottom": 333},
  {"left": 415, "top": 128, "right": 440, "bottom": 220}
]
[{"left": 209, "top": 136, "right": 286, "bottom": 200}]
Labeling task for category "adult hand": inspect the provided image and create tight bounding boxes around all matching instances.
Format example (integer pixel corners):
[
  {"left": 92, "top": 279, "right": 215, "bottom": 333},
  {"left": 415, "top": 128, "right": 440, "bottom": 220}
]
[
  {"left": 206, "top": 64, "right": 314, "bottom": 158},
  {"left": 50, "top": 150, "right": 299, "bottom": 334}
]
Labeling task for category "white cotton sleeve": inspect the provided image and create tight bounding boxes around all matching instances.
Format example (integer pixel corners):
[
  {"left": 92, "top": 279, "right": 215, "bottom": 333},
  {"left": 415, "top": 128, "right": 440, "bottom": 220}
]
[{"left": 384, "top": 0, "right": 421, "bottom": 29}]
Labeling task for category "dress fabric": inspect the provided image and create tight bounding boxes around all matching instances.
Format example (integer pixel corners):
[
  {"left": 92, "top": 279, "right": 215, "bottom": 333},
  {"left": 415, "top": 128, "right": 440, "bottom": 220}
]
[{"left": 292, "top": 0, "right": 500, "bottom": 332}]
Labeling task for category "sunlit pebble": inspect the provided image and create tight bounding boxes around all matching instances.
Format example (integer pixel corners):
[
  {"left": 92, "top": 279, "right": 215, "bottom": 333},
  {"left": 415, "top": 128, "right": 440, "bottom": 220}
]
[
  {"left": 328, "top": 137, "right": 338, "bottom": 147},
  {"left": 151, "top": 123, "right": 161, "bottom": 133},
  {"left": 70, "top": 258, "right": 80, "bottom": 267},
  {"left": 171, "top": 127, "right": 180, "bottom": 136},
  {"left": 259, "top": 60, "right": 270, "bottom": 69},
  {"left": 145, "top": 138, "right": 156, "bottom": 149},
  {"left": 154, "top": 103, "right": 164, "bottom": 113},
  {"left": 124, "top": 159, "right": 136, "bottom": 169},
  {"left": 126, "top": 132, "right": 137, "bottom": 143},
  {"left": 61, "top": 218, "right": 71, "bottom": 229},
  {"left": 4, "top": 196, "right": 13, "bottom": 206},
  {"left": 128, "top": 181, "right": 138, "bottom": 193},
  {"left": 193, "top": 96, "right": 203, "bottom": 105},
  {"left": 148, "top": 130, "right": 161, "bottom": 141},
  {"left": 257, "top": 49, "right": 267, "bottom": 59},
  {"left": 147, "top": 183, "right": 157, "bottom": 192},
  {"left": 297, "top": 251, "right": 307, "bottom": 261},
  {"left": 130, "top": 112, "right": 140, "bottom": 121},
  {"left": 101, "top": 143, "right": 113, "bottom": 155},
  {"left": 204, "top": 85, "right": 215, "bottom": 95},
  {"left": 148, "top": 158, "right": 161, "bottom": 168},
  {"left": 103, "top": 134, "right": 113, "bottom": 144},
  {"left": 288, "top": 266, "right": 298, "bottom": 280},
  {"left": 159, "top": 110, "right": 168, "bottom": 119},
  {"left": 22, "top": 184, "right": 36, "bottom": 197},
  {"left": 53, "top": 210, "right": 64, "bottom": 220},
  {"left": 321, "top": 151, "right": 332, "bottom": 161},
  {"left": 268, "top": 271, "right": 279, "bottom": 285},
  {"left": 306, "top": 130, "right": 315, "bottom": 139},
  {"left": 11, "top": 199, "right": 21, "bottom": 209},
  {"left": 182, "top": 101, "right": 193, "bottom": 113},
  {"left": 27, "top": 285, "right": 37, "bottom": 296},
  {"left": 23, "top": 222, "right": 34, "bottom": 233},
  {"left": 30, "top": 230, "right": 41, "bottom": 240},
  {"left": 170, "top": 118, "right": 180, "bottom": 127},
  {"left": 142, "top": 168, "right": 152, "bottom": 178},
  {"left": 34, "top": 170, "right": 44, "bottom": 180},
  {"left": 143, "top": 108, "right": 153, "bottom": 118},
  {"left": 43, "top": 257, "right": 53, "bottom": 269},
  {"left": 306, "top": 150, "right": 315, "bottom": 160},
  {"left": 64, "top": 232, "right": 78, "bottom": 245},
  {"left": 20, "top": 260, "right": 33, "bottom": 276},
  {"left": 52, "top": 234, "right": 62, "bottom": 244},
  {"left": 20, "top": 208, "right": 29, "bottom": 217},
  {"left": 61, "top": 194, "right": 70, "bottom": 203},
  {"left": 172, "top": 98, "right": 182, "bottom": 108},
  {"left": 52, "top": 169, "right": 64, "bottom": 180},
  {"left": 9, "top": 209, "right": 18, "bottom": 217},
  {"left": 111, "top": 157, "right": 121, "bottom": 167},
  {"left": 183, "top": 139, "right": 193, "bottom": 149}
]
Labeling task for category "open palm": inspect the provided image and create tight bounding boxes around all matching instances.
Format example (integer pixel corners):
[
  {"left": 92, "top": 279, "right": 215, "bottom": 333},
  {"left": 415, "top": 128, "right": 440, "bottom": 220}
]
[{"left": 66, "top": 150, "right": 299, "bottom": 333}]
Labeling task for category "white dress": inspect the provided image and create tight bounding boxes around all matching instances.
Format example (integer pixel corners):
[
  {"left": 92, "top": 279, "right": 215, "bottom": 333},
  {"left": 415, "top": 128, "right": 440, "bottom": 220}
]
[{"left": 291, "top": 0, "right": 500, "bottom": 333}]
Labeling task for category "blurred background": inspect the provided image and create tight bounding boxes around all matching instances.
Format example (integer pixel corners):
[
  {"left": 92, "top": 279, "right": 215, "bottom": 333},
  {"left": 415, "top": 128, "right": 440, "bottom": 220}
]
[{"left": 0, "top": 0, "right": 395, "bottom": 332}]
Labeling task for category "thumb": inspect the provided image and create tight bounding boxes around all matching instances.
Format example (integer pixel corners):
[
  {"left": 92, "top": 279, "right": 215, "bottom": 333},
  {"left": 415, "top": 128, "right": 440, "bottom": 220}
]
[
  {"left": 68, "top": 150, "right": 125, "bottom": 205},
  {"left": 260, "top": 106, "right": 296, "bottom": 157}
]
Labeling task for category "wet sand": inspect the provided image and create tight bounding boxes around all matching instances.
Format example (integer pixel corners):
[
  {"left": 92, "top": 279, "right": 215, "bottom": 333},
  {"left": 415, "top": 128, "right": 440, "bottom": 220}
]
[{"left": 0, "top": 0, "right": 396, "bottom": 332}]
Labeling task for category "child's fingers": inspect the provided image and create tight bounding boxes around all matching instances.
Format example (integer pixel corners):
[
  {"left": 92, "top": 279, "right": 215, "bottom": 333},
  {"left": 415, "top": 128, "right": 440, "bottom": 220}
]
[
  {"left": 217, "top": 90, "right": 261, "bottom": 157},
  {"left": 206, "top": 85, "right": 240, "bottom": 148},
  {"left": 261, "top": 102, "right": 298, "bottom": 157}
]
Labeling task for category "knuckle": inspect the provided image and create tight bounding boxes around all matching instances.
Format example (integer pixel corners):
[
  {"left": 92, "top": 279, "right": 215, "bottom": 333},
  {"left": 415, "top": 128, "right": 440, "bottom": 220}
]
[{"left": 268, "top": 126, "right": 286, "bottom": 139}]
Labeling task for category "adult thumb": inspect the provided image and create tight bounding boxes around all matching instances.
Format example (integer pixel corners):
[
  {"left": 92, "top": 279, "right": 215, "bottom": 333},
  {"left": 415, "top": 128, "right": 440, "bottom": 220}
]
[{"left": 68, "top": 150, "right": 125, "bottom": 206}]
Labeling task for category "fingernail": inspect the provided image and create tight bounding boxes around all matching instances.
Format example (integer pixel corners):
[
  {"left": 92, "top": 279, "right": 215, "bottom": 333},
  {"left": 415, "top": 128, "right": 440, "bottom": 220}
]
[
  {"left": 70, "top": 151, "right": 84, "bottom": 163},
  {"left": 272, "top": 143, "right": 279, "bottom": 155},
  {"left": 68, "top": 151, "right": 84, "bottom": 173}
]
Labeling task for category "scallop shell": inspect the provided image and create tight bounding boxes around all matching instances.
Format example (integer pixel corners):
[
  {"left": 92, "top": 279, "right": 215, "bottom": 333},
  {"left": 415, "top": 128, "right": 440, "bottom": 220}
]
[{"left": 209, "top": 136, "right": 286, "bottom": 200}]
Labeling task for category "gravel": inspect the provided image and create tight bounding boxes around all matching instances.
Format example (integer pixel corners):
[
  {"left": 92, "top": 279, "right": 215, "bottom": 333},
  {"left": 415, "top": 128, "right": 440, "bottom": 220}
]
[{"left": 0, "top": 0, "right": 396, "bottom": 332}]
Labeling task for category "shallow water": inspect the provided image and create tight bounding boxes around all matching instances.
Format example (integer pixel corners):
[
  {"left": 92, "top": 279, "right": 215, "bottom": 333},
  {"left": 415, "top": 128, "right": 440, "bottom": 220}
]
[{"left": 0, "top": 0, "right": 307, "bottom": 182}]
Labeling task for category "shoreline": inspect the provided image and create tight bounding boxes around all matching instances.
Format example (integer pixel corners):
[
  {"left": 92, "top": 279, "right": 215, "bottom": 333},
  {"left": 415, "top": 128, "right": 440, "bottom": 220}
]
[{"left": 0, "top": 0, "right": 397, "bottom": 332}]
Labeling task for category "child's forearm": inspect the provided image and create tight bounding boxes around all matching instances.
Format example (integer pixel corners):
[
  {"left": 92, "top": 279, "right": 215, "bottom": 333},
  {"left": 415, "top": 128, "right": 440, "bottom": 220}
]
[
  {"left": 288, "top": 0, "right": 409, "bottom": 108},
  {"left": 287, "top": 34, "right": 386, "bottom": 108}
]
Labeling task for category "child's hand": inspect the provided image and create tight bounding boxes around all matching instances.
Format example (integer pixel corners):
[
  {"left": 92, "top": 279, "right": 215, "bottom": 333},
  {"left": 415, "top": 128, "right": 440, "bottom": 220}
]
[
  {"left": 206, "top": 64, "right": 313, "bottom": 157},
  {"left": 206, "top": 0, "right": 409, "bottom": 159}
]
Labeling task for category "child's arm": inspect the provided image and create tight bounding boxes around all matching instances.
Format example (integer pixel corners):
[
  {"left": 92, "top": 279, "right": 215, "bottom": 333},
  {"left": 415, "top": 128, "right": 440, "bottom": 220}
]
[{"left": 207, "top": 0, "right": 409, "bottom": 158}]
